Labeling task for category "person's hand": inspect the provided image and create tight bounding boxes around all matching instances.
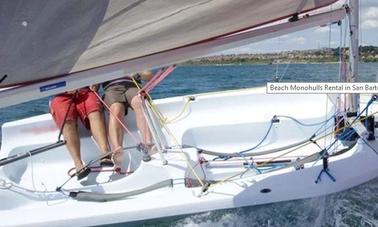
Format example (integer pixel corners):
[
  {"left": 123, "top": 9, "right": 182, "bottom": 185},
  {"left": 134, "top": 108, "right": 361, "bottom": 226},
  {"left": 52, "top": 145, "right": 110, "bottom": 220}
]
[
  {"left": 140, "top": 70, "right": 153, "bottom": 81},
  {"left": 89, "top": 84, "right": 99, "bottom": 92}
]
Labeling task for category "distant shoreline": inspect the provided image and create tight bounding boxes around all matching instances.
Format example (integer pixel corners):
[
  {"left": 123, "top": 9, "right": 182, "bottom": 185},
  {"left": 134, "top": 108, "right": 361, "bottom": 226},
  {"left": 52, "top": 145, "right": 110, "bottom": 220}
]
[
  {"left": 182, "top": 46, "right": 378, "bottom": 65},
  {"left": 181, "top": 61, "right": 376, "bottom": 66}
]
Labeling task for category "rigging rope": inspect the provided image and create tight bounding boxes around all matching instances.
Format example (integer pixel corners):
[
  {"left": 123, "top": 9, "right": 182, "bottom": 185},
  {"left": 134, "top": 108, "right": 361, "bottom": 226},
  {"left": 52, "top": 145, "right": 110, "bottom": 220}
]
[
  {"left": 56, "top": 145, "right": 138, "bottom": 191},
  {"left": 163, "top": 99, "right": 192, "bottom": 124},
  {"left": 133, "top": 69, "right": 345, "bottom": 189},
  {"left": 93, "top": 91, "right": 140, "bottom": 144},
  {"left": 207, "top": 114, "right": 335, "bottom": 160},
  {"left": 67, "top": 166, "right": 131, "bottom": 176},
  {"left": 140, "top": 65, "right": 176, "bottom": 95},
  {"left": 28, "top": 150, "right": 37, "bottom": 192},
  {"left": 238, "top": 120, "right": 273, "bottom": 155},
  {"left": 131, "top": 74, "right": 191, "bottom": 125},
  {"left": 144, "top": 100, "right": 205, "bottom": 187},
  {"left": 254, "top": 110, "right": 375, "bottom": 168},
  {"left": 206, "top": 110, "right": 378, "bottom": 191},
  {"left": 202, "top": 96, "right": 378, "bottom": 191},
  {"left": 57, "top": 91, "right": 76, "bottom": 141},
  {"left": 131, "top": 68, "right": 205, "bottom": 187},
  {"left": 273, "top": 61, "right": 291, "bottom": 82},
  {"left": 324, "top": 91, "right": 330, "bottom": 148},
  {"left": 311, "top": 127, "right": 356, "bottom": 167},
  {"left": 9, "top": 111, "right": 373, "bottom": 198}
]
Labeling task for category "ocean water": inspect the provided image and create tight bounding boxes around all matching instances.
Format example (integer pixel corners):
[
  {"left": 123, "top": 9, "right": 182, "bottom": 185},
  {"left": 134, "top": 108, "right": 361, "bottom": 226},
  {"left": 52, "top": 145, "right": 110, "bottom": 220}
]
[{"left": 1, "top": 63, "right": 378, "bottom": 226}]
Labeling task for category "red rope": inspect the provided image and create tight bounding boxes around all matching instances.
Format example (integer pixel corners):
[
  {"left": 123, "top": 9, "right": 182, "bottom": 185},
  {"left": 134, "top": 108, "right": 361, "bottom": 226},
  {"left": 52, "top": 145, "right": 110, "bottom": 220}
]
[
  {"left": 93, "top": 91, "right": 139, "bottom": 144},
  {"left": 90, "top": 166, "right": 133, "bottom": 175},
  {"left": 140, "top": 65, "right": 176, "bottom": 95},
  {"left": 67, "top": 167, "right": 132, "bottom": 176}
]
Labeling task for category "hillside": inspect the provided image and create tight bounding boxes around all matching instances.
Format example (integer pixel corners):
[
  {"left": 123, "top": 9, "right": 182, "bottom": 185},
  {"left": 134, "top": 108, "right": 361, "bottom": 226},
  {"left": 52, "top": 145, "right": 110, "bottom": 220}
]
[{"left": 184, "top": 46, "right": 378, "bottom": 65}]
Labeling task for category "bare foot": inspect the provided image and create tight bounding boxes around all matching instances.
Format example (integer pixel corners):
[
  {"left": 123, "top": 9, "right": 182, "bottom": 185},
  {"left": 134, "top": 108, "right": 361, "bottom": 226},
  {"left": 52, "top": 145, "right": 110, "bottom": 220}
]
[
  {"left": 147, "top": 144, "right": 159, "bottom": 155},
  {"left": 112, "top": 146, "right": 123, "bottom": 172}
]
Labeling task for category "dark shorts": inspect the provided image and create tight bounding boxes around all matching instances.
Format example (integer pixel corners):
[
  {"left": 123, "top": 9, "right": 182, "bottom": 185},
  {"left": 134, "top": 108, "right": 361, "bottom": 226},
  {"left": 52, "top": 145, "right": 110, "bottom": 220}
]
[{"left": 103, "top": 83, "right": 139, "bottom": 114}]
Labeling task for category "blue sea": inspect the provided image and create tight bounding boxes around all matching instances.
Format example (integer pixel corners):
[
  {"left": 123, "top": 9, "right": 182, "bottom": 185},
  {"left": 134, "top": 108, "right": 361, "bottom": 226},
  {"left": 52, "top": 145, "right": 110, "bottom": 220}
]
[{"left": 1, "top": 63, "right": 378, "bottom": 227}]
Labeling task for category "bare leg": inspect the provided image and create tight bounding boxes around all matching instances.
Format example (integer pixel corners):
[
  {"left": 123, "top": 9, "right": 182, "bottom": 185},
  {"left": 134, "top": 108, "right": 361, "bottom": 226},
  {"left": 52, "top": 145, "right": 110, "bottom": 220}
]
[
  {"left": 108, "top": 103, "right": 125, "bottom": 169},
  {"left": 62, "top": 120, "right": 83, "bottom": 171},
  {"left": 108, "top": 103, "right": 125, "bottom": 149},
  {"left": 131, "top": 96, "right": 151, "bottom": 144},
  {"left": 87, "top": 111, "right": 109, "bottom": 156}
]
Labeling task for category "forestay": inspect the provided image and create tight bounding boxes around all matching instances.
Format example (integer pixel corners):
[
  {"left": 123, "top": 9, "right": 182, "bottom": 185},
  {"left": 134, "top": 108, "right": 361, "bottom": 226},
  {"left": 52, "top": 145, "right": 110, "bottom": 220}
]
[{"left": 1, "top": 0, "right": 337, "bottom": 88}]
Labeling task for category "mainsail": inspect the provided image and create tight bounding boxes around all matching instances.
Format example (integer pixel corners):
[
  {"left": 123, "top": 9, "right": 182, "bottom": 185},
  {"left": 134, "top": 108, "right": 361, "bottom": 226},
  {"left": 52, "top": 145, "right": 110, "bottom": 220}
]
[{"left": 1, "top": 0, "right": 337, "bottom": 88}]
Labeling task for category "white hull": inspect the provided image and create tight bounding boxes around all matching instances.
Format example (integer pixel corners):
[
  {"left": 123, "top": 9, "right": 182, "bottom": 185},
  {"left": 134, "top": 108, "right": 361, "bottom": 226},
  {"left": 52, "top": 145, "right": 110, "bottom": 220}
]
[{"left": 1, "top": 87, "right": 378, "bottom": 226}]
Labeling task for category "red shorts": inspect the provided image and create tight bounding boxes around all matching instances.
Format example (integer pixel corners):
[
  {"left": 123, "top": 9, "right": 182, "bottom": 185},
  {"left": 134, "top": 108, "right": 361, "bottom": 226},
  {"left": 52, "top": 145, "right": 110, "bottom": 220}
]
[{"left": 50, "top": 88, "right": 101, "bottom": 129}]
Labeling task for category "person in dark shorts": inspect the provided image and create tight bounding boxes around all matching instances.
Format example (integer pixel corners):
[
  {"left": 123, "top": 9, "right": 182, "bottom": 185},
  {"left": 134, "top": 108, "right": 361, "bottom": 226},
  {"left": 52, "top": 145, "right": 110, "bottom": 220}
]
[
  {"left": 50, "top": 86, "right": 112, "bottom": 180},
  {"left": 103, "top": 71, "right": 154, "bottom": 169}
]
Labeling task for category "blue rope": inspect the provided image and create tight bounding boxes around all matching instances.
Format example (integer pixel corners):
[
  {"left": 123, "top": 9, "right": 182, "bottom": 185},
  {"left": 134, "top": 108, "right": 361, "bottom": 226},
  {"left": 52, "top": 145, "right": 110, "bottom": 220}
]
[
  {"left": 239, "top": 121, "right": 274, "bottom": 154},
  {"left": 312, "top": 127, "right": 356, "bottom": 167},
  {"left": 214, "top": 113, "right": 339, "bottom": 161},
  {"left": 240, "top": 153, "right": 262, "bottom": 174},
  {"left": 212, "top": 114, "right": 337, "bottom": 161},
  {"left": 238, "top": 115, "right": 335, "bottom": 155},
  {"left": 350, "top": 95, "right": 377, "bottom": 125},
  {"left": 313, "top": 96, "right": 377, "bottom": 166},
  {"left": 275, "top": 115, "right": 334, "bottom": 127}
]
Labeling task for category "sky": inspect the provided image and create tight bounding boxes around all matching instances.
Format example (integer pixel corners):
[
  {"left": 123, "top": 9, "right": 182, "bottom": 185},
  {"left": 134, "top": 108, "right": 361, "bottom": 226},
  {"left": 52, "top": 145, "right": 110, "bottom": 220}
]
[{"left": 223, "top": 0, "right": 378, "bottom": 54}]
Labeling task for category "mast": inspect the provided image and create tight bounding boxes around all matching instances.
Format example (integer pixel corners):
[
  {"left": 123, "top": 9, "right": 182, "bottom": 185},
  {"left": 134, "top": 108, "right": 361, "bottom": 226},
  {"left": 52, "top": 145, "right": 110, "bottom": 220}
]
[{"left": 348, "top": 0, "right": 359, "bottom": 113}]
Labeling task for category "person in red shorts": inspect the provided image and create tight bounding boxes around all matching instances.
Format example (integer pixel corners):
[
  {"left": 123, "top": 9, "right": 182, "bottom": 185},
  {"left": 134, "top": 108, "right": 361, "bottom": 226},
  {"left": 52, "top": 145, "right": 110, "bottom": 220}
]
[{"left": 50, "top": 86, "right": 111, "bottom": 180}]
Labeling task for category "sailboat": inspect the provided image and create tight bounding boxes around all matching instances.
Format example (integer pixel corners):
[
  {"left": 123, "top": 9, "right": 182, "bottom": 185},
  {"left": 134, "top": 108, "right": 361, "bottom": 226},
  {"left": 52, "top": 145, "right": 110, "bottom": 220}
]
[{"left": 1, "top": 0, "right": 377, "bottom": 226}]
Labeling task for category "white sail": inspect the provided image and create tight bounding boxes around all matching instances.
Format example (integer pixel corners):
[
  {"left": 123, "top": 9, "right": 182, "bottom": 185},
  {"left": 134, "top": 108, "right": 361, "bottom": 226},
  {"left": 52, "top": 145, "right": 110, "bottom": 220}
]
[
  {"left": 0, "top": 6, "right": 346, "bottom": 108},
  {"left": 0, "top": 0, "right": 337, "bottom": 88}
]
